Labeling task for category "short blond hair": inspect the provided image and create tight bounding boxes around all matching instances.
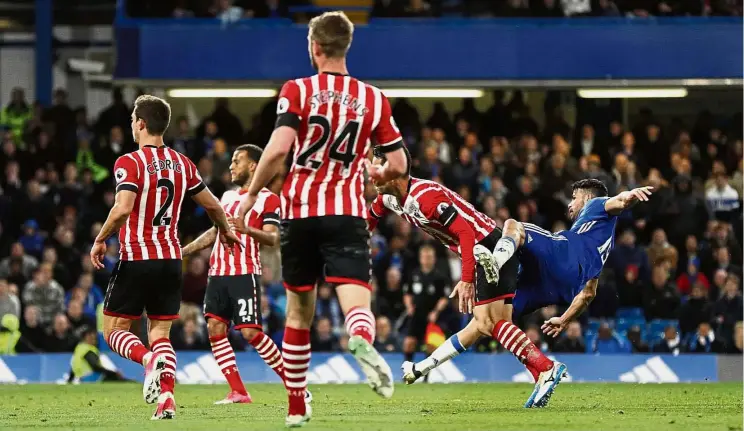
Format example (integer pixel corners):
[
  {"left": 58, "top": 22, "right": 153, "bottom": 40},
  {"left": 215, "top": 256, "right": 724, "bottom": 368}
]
[{"left": 308, "top": 11, "right": 354, "bottom": 58}]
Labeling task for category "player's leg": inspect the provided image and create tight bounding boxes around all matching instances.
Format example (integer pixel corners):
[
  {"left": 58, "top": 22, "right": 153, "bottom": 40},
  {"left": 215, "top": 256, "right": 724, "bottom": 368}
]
[
  {"left": 144, "top": 260, "right": 182, "bottom": 420},
  {"left": 102, "top": 262, "right": 152, "bottom": 365},
  {"left": 235, "top": 275, "right": 285, "bottom": 382},
  {"left": 204, "top": 276, "right": 251, "bottom": 403},
  {"left": 323, "top": 216, "right": 393, "bottom": 398},
  {"left": 280, "top": 218, "right": 321, "bottom": 426}
]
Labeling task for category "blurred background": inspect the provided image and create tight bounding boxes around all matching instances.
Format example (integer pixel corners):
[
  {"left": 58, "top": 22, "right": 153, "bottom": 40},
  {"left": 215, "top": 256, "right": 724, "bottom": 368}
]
[{"left": 0, "top": 1, "right": 742, "bottom": 379}]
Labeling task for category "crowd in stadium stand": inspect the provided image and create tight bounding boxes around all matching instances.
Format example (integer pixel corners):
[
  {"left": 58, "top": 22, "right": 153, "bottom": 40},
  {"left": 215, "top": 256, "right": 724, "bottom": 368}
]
[
  {"left": 0, "top": 86, "right": 741, "bottom": 357},
  {"left": 124, "top": 0, "right": 743, "bottom": 19}
]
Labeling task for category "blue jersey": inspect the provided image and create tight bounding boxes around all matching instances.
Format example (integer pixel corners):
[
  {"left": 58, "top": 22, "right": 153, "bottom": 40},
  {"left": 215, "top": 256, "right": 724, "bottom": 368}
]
[{"left": 565, "top": 197, "right": 618, "bottom": 285}]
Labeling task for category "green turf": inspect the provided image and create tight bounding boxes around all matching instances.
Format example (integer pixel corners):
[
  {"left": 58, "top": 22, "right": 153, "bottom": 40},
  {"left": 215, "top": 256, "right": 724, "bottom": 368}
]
[{"left": 0, "top": 383, "right": 741, "bottom": 431}]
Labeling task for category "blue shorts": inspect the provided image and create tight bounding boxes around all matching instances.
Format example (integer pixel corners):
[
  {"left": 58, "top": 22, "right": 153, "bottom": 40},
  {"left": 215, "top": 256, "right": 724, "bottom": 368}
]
[{"left": 512, "top": 223, "right": 583, "bottom": 316}]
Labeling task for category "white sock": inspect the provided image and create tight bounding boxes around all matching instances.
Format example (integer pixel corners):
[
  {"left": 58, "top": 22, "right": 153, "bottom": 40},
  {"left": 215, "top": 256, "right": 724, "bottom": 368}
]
[
  {"left": 416, "top": 334, "right": 467, "bottom": 374},
  {"left": 492, "top": 236, "right": 516, "bottom": 268}
]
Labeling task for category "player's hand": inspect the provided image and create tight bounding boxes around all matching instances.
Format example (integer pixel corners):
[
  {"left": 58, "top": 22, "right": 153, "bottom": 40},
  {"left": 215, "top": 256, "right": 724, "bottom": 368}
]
[
  {"left": 541, "top": 317, "right": 567, "bottom": 338},
  {"left": 625, "top": 186, "right": 653, "bottom": 204},
  {"left": 228, "top": 216, "right": 250, "bottom": 235},
  {"left": 220, "top": 229, "right": 244, "bottom": 251},
  {"left": 364, "top": 159, "right": 385, "bottom": 183},
  {"left": 449, "top": 281, "right": 474, "bottom": 314},
  {"left": 89, "top": 241, "right": 106, "bottom": 270}
]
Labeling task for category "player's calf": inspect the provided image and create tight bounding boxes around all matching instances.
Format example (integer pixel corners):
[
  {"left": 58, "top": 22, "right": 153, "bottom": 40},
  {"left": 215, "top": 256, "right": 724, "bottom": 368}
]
[
  {"left": 242, "top": 327, "right": 285, "bottom": 380},
  {"left": 206, "top": 318, "right": 250, "bottom": 400}
]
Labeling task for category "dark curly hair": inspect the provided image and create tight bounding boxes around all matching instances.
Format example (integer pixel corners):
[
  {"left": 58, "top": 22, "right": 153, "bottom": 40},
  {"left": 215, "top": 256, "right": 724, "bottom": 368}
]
[{"left": 571, "top": 178, "right": 609, "bottom": 198}]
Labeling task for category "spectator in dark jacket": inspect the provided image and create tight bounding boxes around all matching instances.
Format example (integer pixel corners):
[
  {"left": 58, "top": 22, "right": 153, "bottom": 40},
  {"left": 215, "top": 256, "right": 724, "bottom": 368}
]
[
  {"left": 627, "top": 325, "right": 650, "bottom": 353},
  {"left": 651, "top": 326, "right": 682, "bottom": 355},
  {"left": 609, "top": 229, "right": 650, "bottom": 284},
  {"left": 374, "top": 316, "right": 399, "bottom": 353},
  {"left": 552, "top": 321, "right": 585, "bottom": 353},
  {"left": 713, "top": 274, "right": 743, "bottom": 342},
  {"left": 643, "top": 265, "right": 681, "bottom": 320},
  {"left": 679, "top": 284, "right": 713, "bottom": 336}
]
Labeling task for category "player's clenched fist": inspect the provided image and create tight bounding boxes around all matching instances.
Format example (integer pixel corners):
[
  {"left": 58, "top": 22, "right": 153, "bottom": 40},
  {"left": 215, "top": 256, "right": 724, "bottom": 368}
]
[{"left": 449, "top": 280, "right": 474, "bottom": 314}]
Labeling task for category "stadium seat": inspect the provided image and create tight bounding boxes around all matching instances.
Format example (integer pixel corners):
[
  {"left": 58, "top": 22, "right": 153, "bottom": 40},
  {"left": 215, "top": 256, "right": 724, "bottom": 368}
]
[
  {"left": 615, "top": 317, "right": 646, "bottom": 335},
  {"left": 616, "top": 307, "right": 644, "bottom": 319}
]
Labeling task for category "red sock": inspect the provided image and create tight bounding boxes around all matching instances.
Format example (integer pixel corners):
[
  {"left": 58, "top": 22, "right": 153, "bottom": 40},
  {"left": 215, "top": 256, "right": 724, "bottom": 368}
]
[
  {"left": 282, "top": 327, "right": 310, "bottom": 416},
  {"left": 210, "top": 334, "right": 247, "bottom": 395},
  {"left": 344, "top": 306, "right": 375, "bottom": 344},
  {"left": 151, "top": 338, "right": 177, "bottom": 394},
  {"left": 249, "top": 332, "right": 285, "bottom": 381},
  {"left": 492, "top": 320, "right": 553, "bottom": 382},
  {"left": 107, "top": 330, "right": 149, "bottom": 365}
]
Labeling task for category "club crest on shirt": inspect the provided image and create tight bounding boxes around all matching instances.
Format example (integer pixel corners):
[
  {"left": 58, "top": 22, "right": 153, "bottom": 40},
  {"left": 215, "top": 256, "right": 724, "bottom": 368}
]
[
  {"left": 436, "top": 202, "right": 449, "bottom": 215},
  {"left": 382, "top": 195, "right": 403, "bottom": 215},
  {"left": 277, "top": 97, "right": 290, "bottom": 114},
  {"left": 115, "top": 168, "right": 127, "bottom": 184},
  {"left": 403, "top": 200, "right": 429, "bottom": 225}
]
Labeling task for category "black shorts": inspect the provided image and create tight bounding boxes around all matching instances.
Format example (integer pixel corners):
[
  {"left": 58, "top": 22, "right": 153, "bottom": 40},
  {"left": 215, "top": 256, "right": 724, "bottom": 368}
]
[
  {"left": 103, "top": 259, "right": 182, "bottom": 320},
  {"left": 280, "top": 215, "right": 371, "bottom": 292},
  {"left": 407, "top": 313, "right": 429, "bottom": 340},
  {"left": 204, "top": 274, "right": 262, "bottom": 330},
  {"left": 474, "top": 228, "right": 519, "bottom": 306}
]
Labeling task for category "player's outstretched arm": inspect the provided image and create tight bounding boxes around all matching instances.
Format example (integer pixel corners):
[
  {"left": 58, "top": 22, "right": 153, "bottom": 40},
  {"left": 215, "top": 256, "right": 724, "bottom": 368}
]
[
  {"left": 542, "top": 278, "right": 599, "bottom": 337},
  {"left": 604, "top": 186, "right": 653, "bottom": 215},
  {"left": 90, "top": 190, "right": 136, "bottom": 269},
  {"left": 182, "top": 227, "right": 218, "bottom": 257},
  {"left": 191, "top": 188, "right": 243, "bottom": 249}
]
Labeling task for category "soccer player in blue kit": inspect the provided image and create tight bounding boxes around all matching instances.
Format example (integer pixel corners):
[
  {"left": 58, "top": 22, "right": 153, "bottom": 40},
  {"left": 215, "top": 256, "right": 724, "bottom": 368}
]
[{"left": 473, "top": 178, "right": 653, "bottom": 407}]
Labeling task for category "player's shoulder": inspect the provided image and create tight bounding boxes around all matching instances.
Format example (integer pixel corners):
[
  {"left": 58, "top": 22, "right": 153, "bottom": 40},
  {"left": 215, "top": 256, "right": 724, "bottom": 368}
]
[
  {"left": 259, "top": 187, "right": 280, "bottom": 200},
  {"left": 115, "top": 151, "right": 140, "bottom": 165},
  {"left": 586, "top": 197, "right": 611, "bottom": 217},
  {"left": 409, "top": 178, "right": 447, "bottom": 199}
]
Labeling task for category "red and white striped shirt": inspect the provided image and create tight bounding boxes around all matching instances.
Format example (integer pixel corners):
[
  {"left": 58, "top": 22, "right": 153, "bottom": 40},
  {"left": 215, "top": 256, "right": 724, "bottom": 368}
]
[
  {"left": 114, "top": 145, "right": 205, "bottom": 261},
  {"left": 276, "top": 72, "right": 403, "bottom": 220},
  {"left": 367, "top": 178, "right": 498, "bottom": 283},
  {"left": 209, "top": 188, "right": 280, "bottom": 276}
]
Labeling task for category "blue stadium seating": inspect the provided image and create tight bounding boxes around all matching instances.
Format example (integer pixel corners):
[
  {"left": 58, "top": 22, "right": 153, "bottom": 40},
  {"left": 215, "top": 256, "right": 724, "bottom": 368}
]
[
  {"left": 615, "top": 318, "right": 647, "bottom": 338},
  {"left": 647, "top": 319, "right": 680, "bottom": 342}
]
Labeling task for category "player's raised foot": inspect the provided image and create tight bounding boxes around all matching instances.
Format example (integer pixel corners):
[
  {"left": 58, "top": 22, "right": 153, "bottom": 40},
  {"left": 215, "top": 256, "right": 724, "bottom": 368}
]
[
  {"left": 401, "top": 361, "right": 425, "bottom": 385},
  {"left": 285, "top": 404, "right": 312, "bottom": 428},
  {"left": 151, "top": 392, "right": 176, "bottom": 420},
  {"left": 214, "top": 390, "right": 252, "bottom": 405},
  {"left": 473, "top": 244, "right": 500, "bottom": 284},
  {"left": 348, "top": 335, "right": 394, "bottom": 398},
  {"left": 531, "top": 362, "right": 568, "bottom": 408},
  {"left": 142, "top": 352, "right": 167, "bottom": 404}
]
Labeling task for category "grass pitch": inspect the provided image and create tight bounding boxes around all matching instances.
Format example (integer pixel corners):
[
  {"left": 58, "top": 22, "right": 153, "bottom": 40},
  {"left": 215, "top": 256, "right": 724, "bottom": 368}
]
[{"left": 0, "top": 383, "right": 741, "bottom": 431}]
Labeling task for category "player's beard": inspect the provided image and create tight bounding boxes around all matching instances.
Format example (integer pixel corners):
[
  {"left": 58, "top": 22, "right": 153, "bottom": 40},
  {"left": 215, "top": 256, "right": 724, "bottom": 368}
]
[{"left": 233, "top": 171, "right": 250, "bottom": 189}]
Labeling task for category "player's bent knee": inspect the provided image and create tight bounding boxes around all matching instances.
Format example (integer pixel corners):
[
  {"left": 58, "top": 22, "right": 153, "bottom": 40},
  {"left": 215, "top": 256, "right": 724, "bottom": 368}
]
[
  {"left": 206, "top": 318, "right": 228, "bottom": 337},
  {"left": 240, "top": 327, "right": 261, "bottom": 343},
  {"left": 473, "top": 315, "right": 495, "bottom": 337}
]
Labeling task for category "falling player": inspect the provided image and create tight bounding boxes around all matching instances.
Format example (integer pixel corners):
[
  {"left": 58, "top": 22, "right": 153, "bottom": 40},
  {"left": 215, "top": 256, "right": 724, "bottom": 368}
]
[
  {"left": 367, "top": 148, "right": 561, "bottom": 406},
  {"left": 235, "top": 11, "right": 409, "bottom": 427},
  {"left": 182, "top": 144, "right": 309, "bottom": 405},
  {"left": 90, "top": 95, "right": 241, "bottom": 420}
]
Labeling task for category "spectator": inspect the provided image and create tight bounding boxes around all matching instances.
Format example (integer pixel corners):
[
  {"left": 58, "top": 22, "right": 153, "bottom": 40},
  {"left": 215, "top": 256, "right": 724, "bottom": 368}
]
[
  {"left": 616, "top": 263, "right": 645, "bottom": 308},
  {"left": 728, "top": 322, "right": 743, "bottom": 354},
  {"left": 312, "top": 317, "right": 339, "bottom": 352},
  {"left": 646, "top": 228, "right": 678, "bottom": 271},
  {"left": 713, "top": 274, "right": 743, "bottom": 342},
  {"left": 626, "top": 325, "right": 649, "bottom": 353},
  {"left": 22, "top": 263, "right": 65, "bottom": 326},
  {"left": 315, "top": 284, "right": 343, "bottom": 332},
  {"left": 260, "top": 294, "right": 284, "bottom": 339},
  {"left": 643, "top": 265, "right": 680, "bottom": 320},
  {"left": 652, "top": 326, "right": 682, "bottom": 355},
  {"left": 171, "top": 318, "right": 209, "bottom": 350},
  {"left": 678, "top": 284, "right": 712, "bottom": 336},
  {"left": 590, "top": 322, "right": 631, "bottom": 354},
  {"left": 18, "top": 220, "right": 44, "bottom": 260},
  {"left": 665, "top": 174, "right": 709, "bottom": 248},
  {"left": 40, "top": 246, "right": 71, "bottom": 290},
  {"left": 16, "top": 305, "right": 44, "bottom": 352},
  {"left": 0, "top": 242, "right": 39, "bottom": 280},
  {"left": 675, "top": 258, "right": 710, "bottom": 296},
  {"left": 45, "top": 313, "right": 75, "bottom": 352},
  {"left": 609, "top": 229, "right": 650, "bottom": 282},
  {"left": 66, "top": 299, "right": 93, "bottom": 332},
  {"left": 706, "top": 173, "right": 740, "bottom": 222},
  {"left": 0, "top": 278, "right": 20, "bottom": 319},
  {"left": 1, "top": 87, "right": 32, "bottom": 148},
  {"left": 552, "top": 321, "right": 585, "bottom": 353},
  {"left": 65, "top": 273, "right": 104, "bottom": 321},
  {"left": 374, "top": 316, "right": 399, "bottom": 353},
  {"left": 449, "top": 146, "right": 478, "bottom": 192},
  {"left": 687, "top": 322, "right": 726, "bottom": 353}
]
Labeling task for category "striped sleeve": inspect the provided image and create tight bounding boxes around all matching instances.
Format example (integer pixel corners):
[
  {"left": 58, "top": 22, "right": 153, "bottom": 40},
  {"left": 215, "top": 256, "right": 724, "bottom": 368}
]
[{"left": 113, "top": 154, "right": 140, "bottom": 193}]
